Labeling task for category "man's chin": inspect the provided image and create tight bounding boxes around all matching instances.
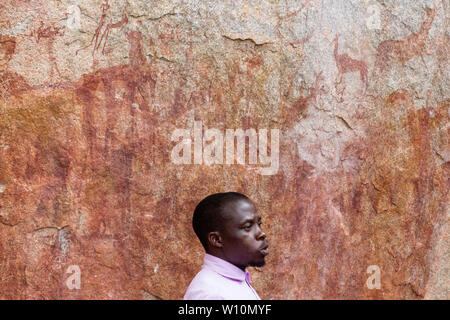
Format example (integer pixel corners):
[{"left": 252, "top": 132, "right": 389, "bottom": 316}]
[{"left": 249, "top": 259, "right": 266, "bottom": 268}]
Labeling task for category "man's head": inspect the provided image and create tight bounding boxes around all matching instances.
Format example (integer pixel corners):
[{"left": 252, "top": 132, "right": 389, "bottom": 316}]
[{"left": 192, "top": 192, "right": 269, "bottom": 270}]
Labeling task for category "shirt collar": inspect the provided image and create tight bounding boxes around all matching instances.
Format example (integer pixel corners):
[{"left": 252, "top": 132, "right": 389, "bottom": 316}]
[{"left": 202, "top": 253, "right": 251, "bottom": 283}]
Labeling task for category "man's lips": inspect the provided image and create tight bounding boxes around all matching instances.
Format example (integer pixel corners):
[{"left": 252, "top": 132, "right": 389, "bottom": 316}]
[{"left": 259, "top": 242, "right": 269, "bottom": 256}]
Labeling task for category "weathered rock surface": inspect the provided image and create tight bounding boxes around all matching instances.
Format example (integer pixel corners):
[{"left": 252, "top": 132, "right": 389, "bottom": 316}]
[{"left": 0, "top": 0, "right": 448, "bottom": 299}]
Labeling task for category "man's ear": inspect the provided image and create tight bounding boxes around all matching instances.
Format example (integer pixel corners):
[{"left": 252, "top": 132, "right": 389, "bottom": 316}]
[{"left": 207, "top": 231, "right": 223, "bottom": 248}]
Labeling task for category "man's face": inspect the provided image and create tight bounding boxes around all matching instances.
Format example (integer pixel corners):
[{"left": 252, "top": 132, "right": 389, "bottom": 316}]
[{"left": 220, "top": 199, "right": 269, "bottom": 270}]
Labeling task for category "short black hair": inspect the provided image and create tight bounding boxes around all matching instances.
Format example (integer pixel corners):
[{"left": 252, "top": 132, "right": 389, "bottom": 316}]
[{"left": 192, "top": 192, "right": 250, "bottom": 251}]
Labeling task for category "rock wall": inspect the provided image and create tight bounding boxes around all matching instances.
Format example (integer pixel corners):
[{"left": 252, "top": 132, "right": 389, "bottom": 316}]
[{"left": 0, "top": 0, "right": 448, "bottom": 299}]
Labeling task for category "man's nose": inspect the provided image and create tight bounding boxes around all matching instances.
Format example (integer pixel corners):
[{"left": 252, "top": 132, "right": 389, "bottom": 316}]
[{"left": 256, "top": 227, "right": 266, "bottom": 240}]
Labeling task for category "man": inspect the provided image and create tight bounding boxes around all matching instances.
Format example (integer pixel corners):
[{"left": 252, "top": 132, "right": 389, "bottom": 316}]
[{"left": 184, "top": 192, "right": 269, "bottom": 300}]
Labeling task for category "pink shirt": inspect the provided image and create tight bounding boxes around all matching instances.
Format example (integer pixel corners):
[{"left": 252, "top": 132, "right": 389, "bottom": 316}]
[{"left": 184, "top": 253, "right": 261, "bottom": 300}]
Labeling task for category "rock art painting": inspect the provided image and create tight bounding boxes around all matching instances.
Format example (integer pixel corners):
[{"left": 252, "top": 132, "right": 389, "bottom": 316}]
[
  {"left": 0, "top": 0, "right": 448, "bottom": 299},
  {"left": 375, "top": 6, "right": 437, "bottom": 73}
]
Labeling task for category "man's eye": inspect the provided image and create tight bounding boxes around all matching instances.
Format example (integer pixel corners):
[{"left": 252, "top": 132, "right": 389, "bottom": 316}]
[{"left": 244, "top": 224, "right": 252, "bottom": 230}]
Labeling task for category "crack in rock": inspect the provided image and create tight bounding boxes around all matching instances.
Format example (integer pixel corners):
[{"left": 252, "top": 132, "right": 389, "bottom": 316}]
[{"left": 222, "top": 34, "right": 274, "bottom": 46}]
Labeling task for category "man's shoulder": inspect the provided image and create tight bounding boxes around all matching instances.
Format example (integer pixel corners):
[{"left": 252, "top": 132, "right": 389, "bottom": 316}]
[
  {"left": 183, "top": 268, "right": 228, "bottom": 300},
  {"left": 192, "top": 267, "right": 226, "bottom": 282}
]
